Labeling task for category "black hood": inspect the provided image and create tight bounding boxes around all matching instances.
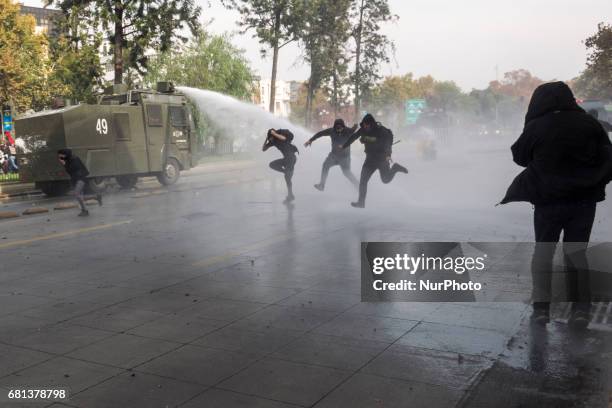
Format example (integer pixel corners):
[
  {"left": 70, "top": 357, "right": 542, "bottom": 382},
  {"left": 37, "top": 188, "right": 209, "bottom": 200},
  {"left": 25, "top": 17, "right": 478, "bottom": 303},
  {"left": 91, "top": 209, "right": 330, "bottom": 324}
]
[
  {"left": 360, "top": 114, "right": 376, "bottom": 127},
  {"left": 333, "top": 119, "right": 346, "bottom": 129},
  {"left": 524, "top": 81, "right": 584, "bottom": 124},
  {"left": 57, "top": 148, "right": 73, "bottom": 160}
]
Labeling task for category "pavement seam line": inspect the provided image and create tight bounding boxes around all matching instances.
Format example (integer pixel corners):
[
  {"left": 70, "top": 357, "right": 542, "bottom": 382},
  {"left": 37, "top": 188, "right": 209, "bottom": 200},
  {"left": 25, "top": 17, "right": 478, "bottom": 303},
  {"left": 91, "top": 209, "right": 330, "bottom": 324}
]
[{"left": 0, "top": 220, "right": 133, "bottom": 250}]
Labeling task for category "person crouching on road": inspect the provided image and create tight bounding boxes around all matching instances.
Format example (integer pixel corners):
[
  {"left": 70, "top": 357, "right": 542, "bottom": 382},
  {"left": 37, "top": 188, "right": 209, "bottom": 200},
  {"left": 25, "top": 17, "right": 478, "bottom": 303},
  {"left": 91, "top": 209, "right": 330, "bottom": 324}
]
[
  {"left": 263, "top": 129, "right": 299, "bottom": 204},
  {"left": 57, "top": 149, "right": 102, "bottom": 216},
  {"left": 341, "top": 114, "right": 408, "bottom": 208},
  {"left": 304, "top": 118, "right": 359, "bottom": 191}
]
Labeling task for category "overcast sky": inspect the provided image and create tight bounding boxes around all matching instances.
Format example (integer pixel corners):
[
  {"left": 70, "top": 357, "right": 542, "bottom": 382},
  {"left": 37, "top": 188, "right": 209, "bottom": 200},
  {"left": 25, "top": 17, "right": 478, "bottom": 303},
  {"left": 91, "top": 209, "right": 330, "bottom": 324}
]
[{"left": 25, "top": 0, "right": 610, "bottom": 91}]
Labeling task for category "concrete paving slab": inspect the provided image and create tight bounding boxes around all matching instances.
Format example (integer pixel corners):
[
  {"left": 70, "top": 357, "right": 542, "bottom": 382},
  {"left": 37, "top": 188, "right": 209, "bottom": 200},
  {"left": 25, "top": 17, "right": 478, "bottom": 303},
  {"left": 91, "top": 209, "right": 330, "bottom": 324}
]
[
  {"left": 272, "top": 333, "right": 389, "bottom": 371},
  {"left": 0, "top": 315, "right": 51, "bottom": 344},
  {"left": 6, "top": 323, "right": 114, "bottom": 354},
  {"left": 314, "top": 313, "right": 419, "bottom": 343},
  {"left": 180, "top": 388, "right": 298, "bottom": 408},
  {"left": 68, "top": 371, "right": 206, "bottom": 408},
  {"left": 179, "top": 298, "right": 268, "bottom": 322},
  {"left": 136, "top": 345, "right": 257, "bottom": 386},
  {"left": 229, "top": 305, "right": 339, "bottom": 332},
  {"left": 66, "top": 334, "right": 180, "bottom": 369},
  {"left": 19, "top": 300, "right": 104, "bottom": 324},
  {"left": 66, "top": 304, "right": 166, "bottom": 333},
  {"left": 346, "top": 302, "right": 442, "bottom": 321},
  {"left": 127, "top": 315, "right": 227, "bottom": 343},
  {"left": 192, "top": 326, "right": 302, "bottom": 356},
  {"left": 218, "top": 358, "right": 351, "bottom": 407},
  {"left": 0, "top": 293, "right": 57, "bottom": 317},
  {"left": 313, "top": 373, "right": 463, "bottom": 408},
  {"left": 114, "top": 291, "right": 207, "bottom": 314},
  {"left": 0, "top": 343, "right": 54, "bottom": 378},
  {"left": 362, "top": 345, "right": 492, "bottom": 390},
  {"left": 0, "top": 356, "right": 122, "bottom": 396},
  {"left": 423, "top": 303, "right": 526, "bottom": 335},
  {"left": 63, "top": 285, "right": 149, "bottom": 306},
  {"left": 276, "top": 290, "right": 361, "bottom": 312},
  {"left": 397, "top": 321, "right": 510, "bottom": 358}
]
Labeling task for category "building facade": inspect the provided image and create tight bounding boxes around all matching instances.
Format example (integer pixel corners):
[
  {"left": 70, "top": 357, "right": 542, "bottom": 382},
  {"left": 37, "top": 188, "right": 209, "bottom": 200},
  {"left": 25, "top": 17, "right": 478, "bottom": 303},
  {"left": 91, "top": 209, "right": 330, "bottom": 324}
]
[
  {"left": 257, "top": 79, "right": 292, "bottom": 118},
  {"left": 19, "top": 5, "right": 61, "bottom": 37}
]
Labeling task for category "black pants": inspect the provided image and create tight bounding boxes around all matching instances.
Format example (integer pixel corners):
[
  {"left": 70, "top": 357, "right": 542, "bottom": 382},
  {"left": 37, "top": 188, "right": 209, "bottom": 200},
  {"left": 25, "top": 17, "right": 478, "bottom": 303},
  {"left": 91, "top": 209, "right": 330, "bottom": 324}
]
[
  {"left": 269, "top": 154, "right": 296, "bottom": 196},
  {"left": 532, "top": 201, "right": 596, "bottom": 313},
  {"left": 319, "top": 154, "right": 358, "bottom": 188},
  {"left": 357, "top": 156, "right": 399, "bottom": 204}
]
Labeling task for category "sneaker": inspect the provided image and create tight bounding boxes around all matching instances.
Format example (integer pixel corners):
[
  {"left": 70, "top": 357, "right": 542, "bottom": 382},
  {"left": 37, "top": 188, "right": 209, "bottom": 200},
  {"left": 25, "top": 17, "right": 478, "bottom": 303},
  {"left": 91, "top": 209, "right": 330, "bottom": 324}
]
[
  {"left": 531, "top": 308, "right": 550, "bottom": 326},
  {"left": 568, "top": 311, "right": 589, "bottom": 330},
  {"left": 392, "top": 163, "right": 409, "bottom": 174},
  {"left": 283, "top": 194, "right": 295, "bottom": 204},
  {"left": 96, "top": 194, "right": 103, "bottom": 206},
  {"left": 351, "top": 201, "right": 365, "bottom": 208},
  {"left": 78, "top": 210, "right": 90, "bottom": 217},
  {"left": 314, "top": 183, "right": 324, "bottom": 191}
]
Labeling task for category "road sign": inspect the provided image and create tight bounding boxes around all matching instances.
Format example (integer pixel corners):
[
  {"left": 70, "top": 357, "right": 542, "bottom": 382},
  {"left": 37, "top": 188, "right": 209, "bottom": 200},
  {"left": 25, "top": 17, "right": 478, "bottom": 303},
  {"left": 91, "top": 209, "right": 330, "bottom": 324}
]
[
  {"left": 405, "top": 99, "right": 426, "bottom": 125},
  {"left": 3, "top": 110, "right": 12, "bottom": 132}
]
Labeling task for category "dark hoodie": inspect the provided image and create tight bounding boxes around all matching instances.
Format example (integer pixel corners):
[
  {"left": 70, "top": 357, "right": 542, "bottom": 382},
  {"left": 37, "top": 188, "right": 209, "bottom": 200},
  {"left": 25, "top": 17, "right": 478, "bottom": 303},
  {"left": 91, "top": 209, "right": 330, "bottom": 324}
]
[
  {"left": 58, "top": 149, "right": 90, "bottom": 183},
  {"left": 500, "top": 82, "right": 612, "bottom": 205},
  {"left": 343, "top": 114, "right": 394, "bottom": 157},
  {"left": 308, "top": 119, "right": 357, "bottom": 158}
]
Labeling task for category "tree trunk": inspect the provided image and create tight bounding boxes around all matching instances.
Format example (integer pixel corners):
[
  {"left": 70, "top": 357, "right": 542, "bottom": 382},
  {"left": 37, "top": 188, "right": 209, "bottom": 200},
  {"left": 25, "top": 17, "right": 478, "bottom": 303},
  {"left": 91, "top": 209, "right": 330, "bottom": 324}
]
[
  {"left": 113, "top": 3, "right": 124, "bottom": 85},
  {"left": 305, "top": 77, "right": 314, "bottom": 127},
  {"left": 353, "top": 0, "right": 365, "bottom": 118},
  {"left": 269, "top": 8, "right": 282, "bottom": 114}
]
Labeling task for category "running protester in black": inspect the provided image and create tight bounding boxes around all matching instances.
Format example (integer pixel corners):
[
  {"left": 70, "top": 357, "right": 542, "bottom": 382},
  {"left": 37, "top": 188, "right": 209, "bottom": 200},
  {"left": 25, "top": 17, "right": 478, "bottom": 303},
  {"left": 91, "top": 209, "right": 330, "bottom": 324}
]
[
  {"left": 263, "top": 129, "right": 299, "bottom": 204},
  {"left": 304, "top": 119, "right": 358, "bottom": 191},
  {"left": 342, "top": 114, "right": 408, "bottom": 208}
]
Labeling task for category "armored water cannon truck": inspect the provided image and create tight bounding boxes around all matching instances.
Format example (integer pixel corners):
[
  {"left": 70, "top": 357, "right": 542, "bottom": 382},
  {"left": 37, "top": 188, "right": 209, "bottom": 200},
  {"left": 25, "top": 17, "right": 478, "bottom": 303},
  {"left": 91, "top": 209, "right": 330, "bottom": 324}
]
[{"left": 16, "top": 82, "right": 196, "bottom": 196}]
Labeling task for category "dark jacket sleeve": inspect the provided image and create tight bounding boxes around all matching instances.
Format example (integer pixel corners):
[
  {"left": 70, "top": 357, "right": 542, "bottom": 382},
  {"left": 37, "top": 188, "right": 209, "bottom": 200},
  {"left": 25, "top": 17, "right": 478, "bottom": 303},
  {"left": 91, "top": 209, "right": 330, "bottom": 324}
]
[
  {"left": 384, "top": 128, "right": 393, "bottom": 156},
  {"left": 343, "top": 128, "right": 362, "bottom": 149},
  {"left": 511, "top": 123, "right": 539, "bottom": 167},
  {"left": 310, "top": 128, "right": 333, "bottom": 142}
]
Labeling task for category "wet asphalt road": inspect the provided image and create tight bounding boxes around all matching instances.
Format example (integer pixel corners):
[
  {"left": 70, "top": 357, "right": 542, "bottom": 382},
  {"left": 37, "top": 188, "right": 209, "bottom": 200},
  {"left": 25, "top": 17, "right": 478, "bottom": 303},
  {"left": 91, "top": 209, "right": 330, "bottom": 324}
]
[{"left": 0, "top": 143, "right": 611, "bottom": 407}]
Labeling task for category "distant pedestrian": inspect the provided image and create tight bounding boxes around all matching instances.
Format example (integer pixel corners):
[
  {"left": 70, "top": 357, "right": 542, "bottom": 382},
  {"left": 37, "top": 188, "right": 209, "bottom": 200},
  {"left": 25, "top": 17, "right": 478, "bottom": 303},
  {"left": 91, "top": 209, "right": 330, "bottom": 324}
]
[
  {"left": 500, "top": 82, "right": 612, "bottom": 329},
  {"left": 342, "top": 114, "right": 408, "bottom": 208},
  {"left": 263, "top": 129, "right": 299, "bottom": 204},
  {"left": 57, "top": 149, "right": 102, "bottom": 216},
  {"left": 304, "top": 119, "right": 359, "bottom": 191}
]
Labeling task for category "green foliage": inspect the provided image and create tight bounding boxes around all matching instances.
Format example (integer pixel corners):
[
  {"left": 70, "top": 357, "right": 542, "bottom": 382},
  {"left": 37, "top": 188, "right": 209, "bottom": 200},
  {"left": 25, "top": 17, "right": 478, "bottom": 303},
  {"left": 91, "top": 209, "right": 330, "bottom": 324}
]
[
  {"left": 222, "top": 0, "right": 300, "bottom": 58},
  {"left": 51, "top": 0, "right": 201, "bottom": 84},
  {"left": 298, "top": 0, "right": 352, "bottom": 125},
  {"left": 48, "top": 7, "right": 105, "bottom": 104},
  {"left": 144, "top": 33, "right": 255, "bottom": 99},
  {"left": 350, "top": 0, "right": 396, "bottom": 114},
  {"left": 573, "top": 22, "right": 612, "bottom": 99},
  {"left": 0, "top": 0, "right": 66, "bottom": 111}
]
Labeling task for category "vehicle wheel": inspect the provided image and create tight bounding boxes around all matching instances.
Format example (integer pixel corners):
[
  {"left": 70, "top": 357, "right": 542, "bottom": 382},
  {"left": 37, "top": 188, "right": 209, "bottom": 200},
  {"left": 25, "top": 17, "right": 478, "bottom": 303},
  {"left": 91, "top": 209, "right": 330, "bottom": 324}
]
[
  {"left": 38, "top": 181, "right": 71, "bottom": 197},
  {"left": 87, "top": 177, "right": 107, "bottom": 194},
  {"left": 116, "top": 175, "right": 138, "bottom": 189},
  {"left": 157, "top": 158, "right": 180, "bottom": 186}
]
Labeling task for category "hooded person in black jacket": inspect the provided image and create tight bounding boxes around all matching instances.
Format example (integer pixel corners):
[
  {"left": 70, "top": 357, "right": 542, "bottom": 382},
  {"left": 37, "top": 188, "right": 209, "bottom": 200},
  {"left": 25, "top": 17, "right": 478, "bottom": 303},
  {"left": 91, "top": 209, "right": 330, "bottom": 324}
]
[
  {"left": 500, "top": 82, "right": 612, "bottom": 328},
  {"left": 263, "top": 128, "right": 299, "bottom": 204},
  {"left": 304, "top": 118, "right": 359, "bottom": 191},
  {"left": 342, "top": 114, "right": 408, "bottom": 208},
  {"left": 57, "top": 149, "right": 102, "bottom": 216}
]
